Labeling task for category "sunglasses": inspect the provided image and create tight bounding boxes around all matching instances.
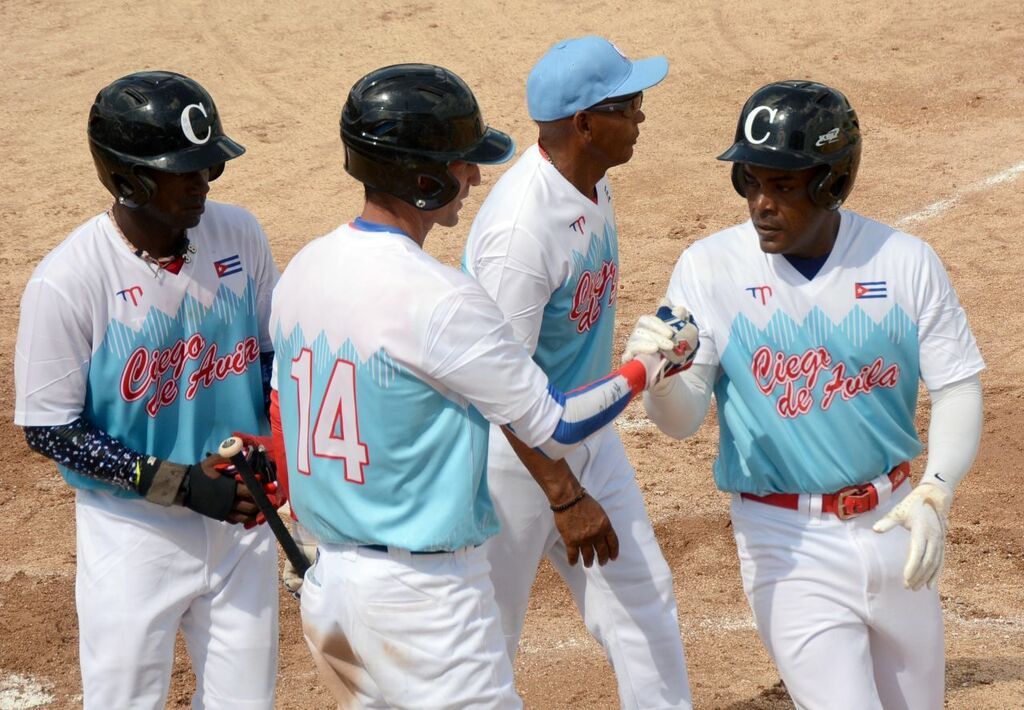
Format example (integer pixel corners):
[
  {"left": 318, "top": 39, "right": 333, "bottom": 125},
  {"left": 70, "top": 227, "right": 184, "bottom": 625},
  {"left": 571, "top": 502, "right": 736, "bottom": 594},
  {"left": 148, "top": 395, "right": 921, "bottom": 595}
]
[{"left": 586, "top": 92, "right": 644, "bottom": 117}]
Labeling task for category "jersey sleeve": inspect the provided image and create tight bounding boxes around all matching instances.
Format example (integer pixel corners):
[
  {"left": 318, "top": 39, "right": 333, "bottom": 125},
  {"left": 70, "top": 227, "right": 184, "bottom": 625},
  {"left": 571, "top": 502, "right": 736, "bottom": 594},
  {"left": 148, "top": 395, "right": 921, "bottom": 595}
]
[
  {"left": 466, "top": 221, "right": 555, "bottom": 353},
  {"left": 665, "top": 247, "right": 720, "bottom": 367},
  {"left": 421, "top": 282, "right": 555, "bottom": 437},
  {"left": 14, "top": 275, "right": 93, "bottom": 427},
  {"left": 914, "top": 242, "right": 985, "bottom": 389}
]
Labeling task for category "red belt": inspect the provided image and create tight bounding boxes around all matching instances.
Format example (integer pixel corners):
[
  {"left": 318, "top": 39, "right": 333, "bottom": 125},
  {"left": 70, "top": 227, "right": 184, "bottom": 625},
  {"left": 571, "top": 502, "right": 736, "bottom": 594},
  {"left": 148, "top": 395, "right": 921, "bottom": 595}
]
[{"left": 740, "top": 462, "right": 910, "bottom": 520}]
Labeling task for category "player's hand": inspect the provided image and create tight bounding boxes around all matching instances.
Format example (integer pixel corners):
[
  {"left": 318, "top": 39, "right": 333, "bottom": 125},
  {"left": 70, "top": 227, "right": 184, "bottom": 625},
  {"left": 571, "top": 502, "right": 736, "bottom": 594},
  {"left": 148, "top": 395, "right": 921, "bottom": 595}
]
[
  {"left": 873, "top": 483, "right": 950, "bottom": 590},
  {"left": 227, "top": 432, "right": 286, "bottom": 529},
  {"left": 623, "top": 299, "right": 699, "bottom": 387},
  {"left": 281, "top": 520, "right": 317, "bottom": 597},
  {"left": 201, "top": 454, "right": 262, "bottom": 525},
  {"left": 553, "top": 493, "right": 619, "bottom": 568}
]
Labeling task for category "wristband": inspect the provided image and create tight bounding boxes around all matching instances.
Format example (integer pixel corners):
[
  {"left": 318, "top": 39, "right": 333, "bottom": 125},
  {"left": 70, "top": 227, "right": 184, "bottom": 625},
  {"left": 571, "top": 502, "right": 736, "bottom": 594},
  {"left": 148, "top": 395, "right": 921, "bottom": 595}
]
[
  {"left": 135, "top": 456, "right": 189, "bottom": 506},
  {"left": 550, "top": 488, "right": 588, "bottom": 513}
]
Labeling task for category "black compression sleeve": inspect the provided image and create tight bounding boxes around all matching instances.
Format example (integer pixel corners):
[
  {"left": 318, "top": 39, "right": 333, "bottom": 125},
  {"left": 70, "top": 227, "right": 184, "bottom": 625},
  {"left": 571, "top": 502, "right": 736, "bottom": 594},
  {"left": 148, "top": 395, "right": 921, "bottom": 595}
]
[{"left": 24, "top": 419, "right": 145, "bottom": 492}]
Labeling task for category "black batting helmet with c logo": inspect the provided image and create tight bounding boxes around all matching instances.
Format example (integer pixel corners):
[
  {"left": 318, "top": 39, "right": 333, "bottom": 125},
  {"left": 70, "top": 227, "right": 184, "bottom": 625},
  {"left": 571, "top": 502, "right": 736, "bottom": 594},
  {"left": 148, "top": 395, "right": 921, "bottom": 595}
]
[
  {"left": 88, "top": 71, "right": 244, "bottom": 207},
  {"left": 717, "top": 80, "right": 861, "bottom": 210}
]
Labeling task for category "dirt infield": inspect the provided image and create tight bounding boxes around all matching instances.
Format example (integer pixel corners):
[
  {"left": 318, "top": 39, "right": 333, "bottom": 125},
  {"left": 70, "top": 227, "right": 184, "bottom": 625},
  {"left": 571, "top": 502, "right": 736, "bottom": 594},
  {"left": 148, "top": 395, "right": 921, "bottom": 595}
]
[{"left": 1, "top": 1, "right": 1022, "bottom": 708}]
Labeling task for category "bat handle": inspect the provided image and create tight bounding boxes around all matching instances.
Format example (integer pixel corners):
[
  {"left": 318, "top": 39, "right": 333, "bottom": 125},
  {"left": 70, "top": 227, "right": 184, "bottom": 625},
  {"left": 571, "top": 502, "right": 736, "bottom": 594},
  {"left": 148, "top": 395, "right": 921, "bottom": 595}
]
[
  {"left": 219, "top": 436, "right": 245, "bottom": 459},
  {"left": 217, "top": 436, "right": 312, "bottom": 579}
]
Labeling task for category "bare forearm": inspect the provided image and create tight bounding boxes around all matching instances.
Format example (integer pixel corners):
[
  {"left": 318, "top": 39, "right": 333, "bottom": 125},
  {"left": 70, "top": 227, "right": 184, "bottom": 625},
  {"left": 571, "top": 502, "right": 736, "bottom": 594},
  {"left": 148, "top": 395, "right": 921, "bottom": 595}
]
[{"left": 500, "top": 425, "right": 582, "bottom": 507}]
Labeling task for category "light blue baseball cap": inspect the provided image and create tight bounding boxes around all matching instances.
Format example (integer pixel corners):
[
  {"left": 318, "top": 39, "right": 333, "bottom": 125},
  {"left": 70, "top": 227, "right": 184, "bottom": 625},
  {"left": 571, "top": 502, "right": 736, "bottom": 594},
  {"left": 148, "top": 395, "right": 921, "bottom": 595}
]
[{"left": 527, "top": 36, "right": 669, "bottom": 121}]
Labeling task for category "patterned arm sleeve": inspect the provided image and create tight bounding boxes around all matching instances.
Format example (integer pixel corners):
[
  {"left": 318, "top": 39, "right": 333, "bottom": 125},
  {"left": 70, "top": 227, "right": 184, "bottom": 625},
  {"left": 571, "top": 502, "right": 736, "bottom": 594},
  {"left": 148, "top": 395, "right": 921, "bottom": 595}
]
[{"left": 24, "top": 418, "right": 145, "bottom": 492}]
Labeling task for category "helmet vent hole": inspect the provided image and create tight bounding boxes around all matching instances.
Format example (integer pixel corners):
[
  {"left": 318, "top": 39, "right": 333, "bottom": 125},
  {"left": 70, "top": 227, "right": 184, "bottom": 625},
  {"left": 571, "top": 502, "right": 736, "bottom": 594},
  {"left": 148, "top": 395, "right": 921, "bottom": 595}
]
[
  {"left": 123, "top": 88, "right": 147, "bottom": 106},
  {"left": 416, "top": 87, "right": 445, "bottom": 103},
  {"left": 370, "top": 121, "right": 399, "bottom": 138}
]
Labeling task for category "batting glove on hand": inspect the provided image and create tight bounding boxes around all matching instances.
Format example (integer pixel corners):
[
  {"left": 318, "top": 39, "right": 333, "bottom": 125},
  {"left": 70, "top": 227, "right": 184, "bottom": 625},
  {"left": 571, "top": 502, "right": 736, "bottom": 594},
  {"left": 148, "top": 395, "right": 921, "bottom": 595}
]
[
  {"left": 215, "top": 432, "right": 286, "bottom": 530},
  {"left": 873, "top": 483, "right": 950, "bottom": 591},
  {"left": 282, "top": 522, "right": 317, "bottom": 598},
  {"left": 623, "top": 300, "right": 700, "bottom": 386}
]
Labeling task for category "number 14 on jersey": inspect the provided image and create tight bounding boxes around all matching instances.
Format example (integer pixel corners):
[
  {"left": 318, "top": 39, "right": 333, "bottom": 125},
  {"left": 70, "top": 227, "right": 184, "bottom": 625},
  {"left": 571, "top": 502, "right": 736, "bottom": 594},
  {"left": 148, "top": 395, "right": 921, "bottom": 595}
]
[{"left": 289, "top": 349, "right": 370, "bottom": 484}]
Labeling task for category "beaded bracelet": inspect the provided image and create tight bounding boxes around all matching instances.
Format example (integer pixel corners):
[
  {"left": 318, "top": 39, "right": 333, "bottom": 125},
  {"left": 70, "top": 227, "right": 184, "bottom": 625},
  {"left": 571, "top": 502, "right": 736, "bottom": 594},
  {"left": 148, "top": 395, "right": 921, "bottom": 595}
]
[{"left": 550, "top": 487, "right": 588, "bottom": 513}]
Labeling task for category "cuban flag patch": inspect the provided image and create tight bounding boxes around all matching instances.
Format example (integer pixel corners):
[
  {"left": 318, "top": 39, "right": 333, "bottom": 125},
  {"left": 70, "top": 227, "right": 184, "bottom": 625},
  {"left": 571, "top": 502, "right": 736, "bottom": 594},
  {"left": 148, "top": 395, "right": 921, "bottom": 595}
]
[
  {"left": 214, "top": 254, "right": 243, "bottom": 278},
  {"left": 854, "top": 280, "right": 887, "bottom": 299}
]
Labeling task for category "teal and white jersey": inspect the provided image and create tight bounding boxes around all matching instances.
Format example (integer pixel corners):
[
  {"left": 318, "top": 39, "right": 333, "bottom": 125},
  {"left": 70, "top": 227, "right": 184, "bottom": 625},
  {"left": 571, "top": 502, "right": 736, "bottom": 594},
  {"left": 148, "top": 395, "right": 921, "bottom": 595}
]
[
  {"left": 14, "top": 203, "right": 278, "bottom": 496},
  {"left": 463, "top": 144, "right": 619, "bottom": 393},
  {"left": 270, "top": 221, "right": 559, "bottom": 551},
  {"left": 667, "top": 210, "right": 984, "bottom": 495}
]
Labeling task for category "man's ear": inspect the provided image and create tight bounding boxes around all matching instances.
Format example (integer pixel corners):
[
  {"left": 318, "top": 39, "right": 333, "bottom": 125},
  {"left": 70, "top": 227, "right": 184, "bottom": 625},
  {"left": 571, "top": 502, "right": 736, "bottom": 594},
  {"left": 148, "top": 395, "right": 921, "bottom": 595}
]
[{"left": 571, "top": 111, "right": 594, "bottom": 141}]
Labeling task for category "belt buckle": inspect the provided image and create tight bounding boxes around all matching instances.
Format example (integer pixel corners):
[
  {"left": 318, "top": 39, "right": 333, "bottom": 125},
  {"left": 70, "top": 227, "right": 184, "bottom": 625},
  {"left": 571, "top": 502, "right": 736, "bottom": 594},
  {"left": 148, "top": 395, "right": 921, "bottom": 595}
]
[{"left": 835, "top": 485, "right": 873, "bottom": 520}]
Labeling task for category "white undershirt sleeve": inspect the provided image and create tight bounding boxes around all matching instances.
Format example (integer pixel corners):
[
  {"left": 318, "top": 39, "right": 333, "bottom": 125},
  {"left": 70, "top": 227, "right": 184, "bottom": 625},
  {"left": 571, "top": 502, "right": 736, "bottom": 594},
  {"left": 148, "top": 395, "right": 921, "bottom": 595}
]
[
  {"left": 643, "top": 362, "right": 716, "bottom": 439},
  {"left": 919, "top": 373, "right": 983, "bottom": 496}
]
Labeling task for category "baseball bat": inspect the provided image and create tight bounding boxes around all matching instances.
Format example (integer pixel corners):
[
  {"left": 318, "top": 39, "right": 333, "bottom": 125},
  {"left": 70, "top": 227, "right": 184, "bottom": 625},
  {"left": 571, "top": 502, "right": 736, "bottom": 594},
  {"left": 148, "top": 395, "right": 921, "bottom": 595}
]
[{"left": 218, "top": 436, "right": 312, "bottom": 579}]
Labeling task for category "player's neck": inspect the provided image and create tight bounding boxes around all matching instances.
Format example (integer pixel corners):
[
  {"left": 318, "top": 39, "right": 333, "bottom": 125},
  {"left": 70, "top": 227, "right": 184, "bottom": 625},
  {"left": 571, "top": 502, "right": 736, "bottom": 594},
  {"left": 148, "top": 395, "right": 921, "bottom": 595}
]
[
  {"left": 539, "top": 142, "right": 603, "bottom": 200},
  {"left": 789, "top": 211, "right": 842, "bottom": 258},
  {"left": 360, "top": 199, "right": 429, "bottom": 247},
  {"left": 111, "top": 203, "right": 188, "bottom": 259}
]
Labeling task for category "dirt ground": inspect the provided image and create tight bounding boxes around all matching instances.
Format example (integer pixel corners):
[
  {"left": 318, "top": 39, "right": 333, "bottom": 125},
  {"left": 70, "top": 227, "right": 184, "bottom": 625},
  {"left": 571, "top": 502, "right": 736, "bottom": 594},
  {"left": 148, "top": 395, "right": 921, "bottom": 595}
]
[{"left": 1, "top": 1, "right": 1022, "bottom": 708}]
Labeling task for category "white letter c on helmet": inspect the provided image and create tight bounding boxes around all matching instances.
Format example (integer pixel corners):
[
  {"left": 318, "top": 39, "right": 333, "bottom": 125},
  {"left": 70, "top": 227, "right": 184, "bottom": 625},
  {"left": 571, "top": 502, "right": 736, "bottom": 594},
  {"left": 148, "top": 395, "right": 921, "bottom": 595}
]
[
  {"left": 744, "top": 105, "right": 777, "bottom": 145},
  {"left": 181, "top": 103, "right": 211, "bottom": 145}
]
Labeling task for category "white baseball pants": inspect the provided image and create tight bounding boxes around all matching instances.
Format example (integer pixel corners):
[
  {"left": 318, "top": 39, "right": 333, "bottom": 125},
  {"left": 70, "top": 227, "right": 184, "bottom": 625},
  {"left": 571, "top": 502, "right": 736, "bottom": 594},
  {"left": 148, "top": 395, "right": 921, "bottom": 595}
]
[
  {"left": 730, "top": 485, "right": 944, "bottom": 710},
  {"left": 485, "top": 428, "right": 692, "bottom": 710},
  {"left": 301, "top": 543, "right": 521, "bottom": 709},
  {"left": 75, "top": 489, "right": 279, "bottom": 710}
]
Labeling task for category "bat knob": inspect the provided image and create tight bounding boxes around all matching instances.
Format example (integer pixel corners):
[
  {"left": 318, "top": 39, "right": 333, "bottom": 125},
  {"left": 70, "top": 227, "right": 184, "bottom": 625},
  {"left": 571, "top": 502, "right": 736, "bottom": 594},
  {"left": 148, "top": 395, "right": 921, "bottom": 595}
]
[{"left": 219, "top": 437, "right": 244, "bottom": 458}]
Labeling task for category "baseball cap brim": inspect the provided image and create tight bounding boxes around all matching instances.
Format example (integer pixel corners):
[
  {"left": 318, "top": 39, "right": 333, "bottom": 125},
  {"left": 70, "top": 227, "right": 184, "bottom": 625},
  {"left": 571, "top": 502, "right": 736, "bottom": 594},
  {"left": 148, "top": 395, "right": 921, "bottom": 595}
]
[
  {"left": 716, "top": 142, "right": 820, "bottom": 171},
  {"left": 460, "top": 127, "right": 516, "bottom": 165},
  {"left": 605, "top": 56, "right": 669, "bottom": 99}
]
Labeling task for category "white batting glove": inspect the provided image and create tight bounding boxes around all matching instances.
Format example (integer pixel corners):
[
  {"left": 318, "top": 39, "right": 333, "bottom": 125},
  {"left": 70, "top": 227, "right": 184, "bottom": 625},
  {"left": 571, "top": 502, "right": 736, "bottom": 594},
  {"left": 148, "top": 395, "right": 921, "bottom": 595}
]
[
  {"left": 873, "top": 483, "right": 951, "bottom": 591},
  {"left": 623, "top": 300, "right": 700, "bottom": 388},
  {"left": 281, "top": 520, "right": 318, "bottom": 598}
]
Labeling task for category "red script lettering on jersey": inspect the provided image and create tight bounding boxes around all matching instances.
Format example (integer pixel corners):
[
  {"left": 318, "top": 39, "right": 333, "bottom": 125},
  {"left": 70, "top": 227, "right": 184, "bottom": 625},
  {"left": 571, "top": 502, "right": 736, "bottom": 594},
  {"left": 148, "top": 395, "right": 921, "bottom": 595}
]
[
  {"left": 751, "top": 345, "right": 900, "bottom": 418},
  {"left": 570, "top": 260, "right": 617, "bottom": 333},
  {"left": 121, "top": 335, "right": 260, "bottom": 416}
]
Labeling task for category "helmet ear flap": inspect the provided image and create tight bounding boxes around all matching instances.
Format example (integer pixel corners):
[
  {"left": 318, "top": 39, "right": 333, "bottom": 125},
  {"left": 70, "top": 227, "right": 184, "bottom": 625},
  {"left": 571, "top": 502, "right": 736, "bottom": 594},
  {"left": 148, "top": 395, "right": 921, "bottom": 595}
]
[
  {"left": 209, "top": 162, "right": 225, "bottom": 181},
  {"left": 111, "top": 167, "right": 157, "bottom": 209},
  {"left": 412, "top": 170, "right": 460, "bottom": 210},
  {"left": 808, "top": 154, "right": 858, "bottom": 211},
  {"left": 808, "top": 165, "right": 839, "bottom": 210},
  {"left": 730, "top": 163, "right": 746, "bottom": 199}
]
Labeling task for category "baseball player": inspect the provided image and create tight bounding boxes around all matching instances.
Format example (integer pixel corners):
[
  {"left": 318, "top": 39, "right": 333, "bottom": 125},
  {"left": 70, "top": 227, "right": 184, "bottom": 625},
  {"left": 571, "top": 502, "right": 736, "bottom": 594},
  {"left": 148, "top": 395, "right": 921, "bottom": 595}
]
[
  {"left": 627, "top": 81, "right": 985, "bottom": 709},
  {"left": 14, "top": 71, "right": 281, "bottom": 709},
  {"left": 266, "top": 63, "right": 693, "bottom": 709},
  {"left": 462, "top": 36, "right": 693, "bottom": 708}
]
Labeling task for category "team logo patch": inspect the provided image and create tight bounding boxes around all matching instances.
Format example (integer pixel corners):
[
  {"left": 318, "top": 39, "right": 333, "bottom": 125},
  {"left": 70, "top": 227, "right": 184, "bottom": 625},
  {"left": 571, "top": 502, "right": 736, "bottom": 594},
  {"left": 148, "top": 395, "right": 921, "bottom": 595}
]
[
  {"left": 116, "top": 285, "right": 144, "bottom": 306},
  {"left": 745, "top": 285, "right": 773, "bottom": 305},
  {"left": 214, "top": 254, "right": 243, "bottom": 278},
  {"left": 854, "top": 281, "right": 887, "bottom": 299}
]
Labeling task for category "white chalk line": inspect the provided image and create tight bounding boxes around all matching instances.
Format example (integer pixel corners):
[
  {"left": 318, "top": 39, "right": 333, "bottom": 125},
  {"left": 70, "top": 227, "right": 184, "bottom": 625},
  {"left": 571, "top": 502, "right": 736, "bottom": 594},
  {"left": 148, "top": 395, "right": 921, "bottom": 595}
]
[
  {"left": 895, "top": 160, "right": 1024, "bottom": 228},
  {"left": 0, "top": 674, "right": 54, "bottom": 710}
]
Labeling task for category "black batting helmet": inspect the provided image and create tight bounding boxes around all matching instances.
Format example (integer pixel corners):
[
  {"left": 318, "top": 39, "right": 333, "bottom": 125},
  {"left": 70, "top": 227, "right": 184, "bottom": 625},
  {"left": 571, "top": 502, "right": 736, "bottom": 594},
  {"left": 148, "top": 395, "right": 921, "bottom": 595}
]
[
  {"left": 340, "top": 64, "right": 515, "bottom": 210},
  {"left": 718, "top": 81, "right": 861, "bottom": 210},
  {"left": 88, "top": 71, "right": 244, "bottom": 207}
]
